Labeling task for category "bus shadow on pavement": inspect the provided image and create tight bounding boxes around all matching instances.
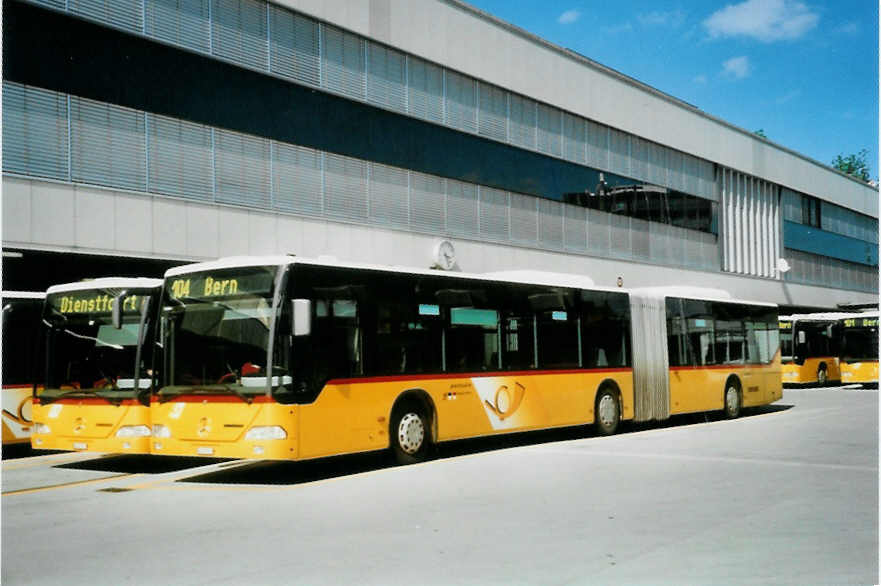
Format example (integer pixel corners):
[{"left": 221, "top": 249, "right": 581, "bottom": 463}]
[
  {"left": 176, "top": 405, "right": 795, "bottom": 486},
  {"left": 56, "top": 454, "right": 230, "bottom": 474}
]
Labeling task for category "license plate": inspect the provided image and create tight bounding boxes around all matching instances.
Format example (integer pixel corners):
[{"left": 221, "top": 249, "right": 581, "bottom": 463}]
[
  {"left": 73, "top": 442, "right": 87, "bottom": 450},
  {"left": 197, "top": 446, "right": 215, "bottom": 456}
]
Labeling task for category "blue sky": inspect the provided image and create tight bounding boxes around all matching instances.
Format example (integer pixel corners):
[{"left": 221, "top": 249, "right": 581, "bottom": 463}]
[{"left": 466, "top": 0, "right": 879, "bottom": 180}]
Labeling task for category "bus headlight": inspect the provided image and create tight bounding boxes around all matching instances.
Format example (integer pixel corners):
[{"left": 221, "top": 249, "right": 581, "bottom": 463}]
[
  {"left": 152, "top": 424, "right": 171, "bottom": 438},
  {"left": 115, "top": 425, "right": 151, "bottom": 438},
  {"left": 245, "top": 426, "right": 287, "bottom": 440},
  {"left": 35, "top": 423, "right": 50, "bottom": 434}
]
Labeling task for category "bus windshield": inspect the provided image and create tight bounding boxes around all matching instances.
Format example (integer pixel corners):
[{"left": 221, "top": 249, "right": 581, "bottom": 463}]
[
  {"left": 840, "top": 319, "right": 879, "bottom": 362},
  {"left": 40, "top": 290, "right": 152, "bottom": 401},
  {"left": 159, "top": 265, "right": 284, "bottom": 399}
]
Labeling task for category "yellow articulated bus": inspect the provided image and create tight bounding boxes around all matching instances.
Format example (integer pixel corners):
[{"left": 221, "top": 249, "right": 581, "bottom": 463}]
[
  {"left": 30, "top": 278, "right": 163, "bottom": 453},
  {"left": 2, "top": 291, "right": 45, "bottom": 446},
  {"left": 838, "top": 311, "right": 878, "bottom": 388},
  {"left": 149, "top": 256, "right": 781, "bottom": 464},
  {"left": 779, "top": 312, "right": 853, "bottom": 387}
]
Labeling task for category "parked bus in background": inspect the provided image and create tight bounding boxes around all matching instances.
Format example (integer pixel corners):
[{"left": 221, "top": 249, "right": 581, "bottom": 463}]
[
  {"left": 779, "top": 313, "right": 848, "bottom": 387},
  {"left": 2, "top": 291, "right": 45, "bottom": 446},
  {"left": 149, "top": 256, "right": 781, "bottom": 463},
  {"left": 31, "top": 278, "right": 163, "bottom": 453},
  {"left": 838, "top": 311, "right": 878, "bottom": 388}
]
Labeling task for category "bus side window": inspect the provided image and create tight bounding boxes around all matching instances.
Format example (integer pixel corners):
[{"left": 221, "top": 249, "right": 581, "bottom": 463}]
[
  {"left": 684, "top": 300, "right": 714, "bottom": 366},
  {"left": 446, "top": 308, "right": 499, "bottom": 372}
]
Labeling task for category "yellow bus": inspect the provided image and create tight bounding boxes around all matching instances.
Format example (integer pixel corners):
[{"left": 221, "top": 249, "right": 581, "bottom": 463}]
[
  {"left": 2, "top": 291, "right": 45, "bottom": 446},
  {"left": 779, "top": 313, "right": 850, "bottom": 387},
  {"left": 30, "top": 278, "right": 163, "bottom": 453},
  {"left": 838, "top": 311, "right": 878, "bottom": 387},
  {"left": 149, "top": 257, "right": 781, "bottom": 463}
]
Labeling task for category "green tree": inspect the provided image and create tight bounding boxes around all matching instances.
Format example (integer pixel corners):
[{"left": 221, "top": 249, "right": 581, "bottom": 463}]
[
  {"left": 831, "top": 149, "right": 872, "bottom": 182},
  {"left": 754, "top": 129, "right": 767, "bottom": 138}
]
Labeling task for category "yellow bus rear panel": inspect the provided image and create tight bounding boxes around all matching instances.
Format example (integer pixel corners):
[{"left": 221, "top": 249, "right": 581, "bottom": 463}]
[
  {"left": 31, "top": 401, "right": 152, "bottom": 453},
  {"left": 840, "top": 361, "right": 879, "bottom": 386}
]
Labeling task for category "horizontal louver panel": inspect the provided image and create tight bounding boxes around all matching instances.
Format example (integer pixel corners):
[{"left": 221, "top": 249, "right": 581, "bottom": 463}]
[
  {"left": 536, "top": 103, "right": 561, "bottom": 157},
  {"left": 509, "top": 94, "right": 536, "bottom": 150},
  {"left": 407, "top": 57, "right": 444, "bottom": 124},
  {"left": 444, "top": 70, "right": 477, "bottom": 134},
  {"left": 322, "top": 25, "right": 365, "bottom": 100},
  {"left": 478, "top": 82, "right": 507, "bottom": 142},
  {"left": 479, "top": 186, "right": 508, "bottom": 240},
  {"left": 273, "top": 142, "right": 323, "bottom": 215},
  {"left": 324, "top": 152, "right": 367, "bottom": 221},
  {"left": 211, "top": 0, "right": 267, "bottom": 71},
  {"left": 509, "top": 192, "right": 537, "bottom": 244},
  {"left": 269, "top": 5, "right": 320, "bottom": 86},
  {"left": 148, "top": 113, "right": 214, "bottom": 200},
  {"left": 70, "top": 97, "right": 146, "bottom": 191},
  {"left": 145, "top": 0, "right": 211, "bottom": 54},
  {"left": 369, "top": 162, "right": 409, "bottom": 227},
  {"left": 538, "top": 199, "right": 563, "bottom": 249},
  {"left": 214, "top": 128, "right": 270, "bottom": 208},
  {"left": 68, "top": 0, "right": 143, "bottom": 34},
  {"left": 586, "top": 121, "right": 609, "bottom": 171},
  {"left": 366, "top": 41, "right": 406, "bottom": 113},
  {"left": 562, "top": 113, "right": 586, "bottom": 164},
  {"left": 563, "top": 204, "right": 587, "bottom": 252},
  {"left": 2, "top": 82, "right": 69, "bottom": 180},
  {"left": 446, "top": 179, "right": 478, "bottom": 237},
  {"left": 410, "top": 172, "right": 445, "bottom": 233},
  {"left": 608, "top": 128, "right": 630, "bottom": 178}
]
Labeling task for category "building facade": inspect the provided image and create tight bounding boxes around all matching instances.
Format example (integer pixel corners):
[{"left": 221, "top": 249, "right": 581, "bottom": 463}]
[{"left": 2, "top": 0, "right": 877, "bottom": 309}]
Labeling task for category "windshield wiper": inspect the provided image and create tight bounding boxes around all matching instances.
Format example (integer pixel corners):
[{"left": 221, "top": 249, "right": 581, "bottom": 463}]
[
  {"left": 40, "top": 387, "right": 124, "bottom": 406},
  {"left": 158, "top": 383, "right": 257, "bottom": 404}
]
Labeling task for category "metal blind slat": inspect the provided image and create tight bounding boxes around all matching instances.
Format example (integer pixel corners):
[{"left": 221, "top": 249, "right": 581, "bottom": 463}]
[
  {"left": 29, "top": 0, "right": 66, "bottom": 8},
  {"left": 538, "top": 199, "right": 563, "bottom": 249},
  {"left": 509, "top": 94, "right": 536, "bottom": 150},
  {"left": 69, "top": 0, "right": 143, "bottom": 34},
  {"left": 588, "top": 208, "right": 611, "bottom": 257},
  {"left": 410, "top": 172, "right": 446, "bottom": 233},
  {"left": 211, "top": 0, "right": 268, "bottom": 71},
  {"left": 70, "top": 97, "right": 146, "bottom": 191},
  {"left": 369, "top": 162, "right": 409, "bottom": 227},
  {"left": 562, "top": 113, "right": 586, "bottom": 164},
  {"left": 444, "top": 70, "right": 477, "bottom": 134},
  {"left": 563, "top": 204, "right": 587, "bottom": 251},
  {"left": 366, "top": 42, "right": 406, "bottom": 113},
  {"left": 407, "top": 57, "right": 444, "bottom": 124},
  {"left": 2, "top": 82, "right": 69, "bottom": 180},
  {"left": 536, "top": 103, "right": 561, "bottom": 156},
  {"left": 586, "top": 121, "right": 609, "bottom": 171},
  {"left": 446, "top": 179, "right": 478, "bottom": 237},
  {"left": 478, "top": 82, "right": 507, "bottom": 142},
  {"left": 214, "top": 129, "right": 270, "bottom": 208},
  {"left": 148, "top": 113, "right": 213, "bottom": 200},
  {"left": 324, "top": 152, "right": 367, "bottom": 221},
  {"left": 273, "top": 142, "right": 322, "bottom": 214},
  {"left": 269, "top": 5, "right": 320, "bottom": 86},
  {"left": 322, "top": 26, "right": 365, "bottom": 100},
  {"left": 608, "top": 128, "right": 630, "bottom": 177},
  {"left": 509, "top": 193, "right": 537, "bottom": 244},
  {"left": 145, "top": 0, "right": 211, "bottom": 54},
  {"left": 479, "top": 187, "right": 508, "bottom": 240}
]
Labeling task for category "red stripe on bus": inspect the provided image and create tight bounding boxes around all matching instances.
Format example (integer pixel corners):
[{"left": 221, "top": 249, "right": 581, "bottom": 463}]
[
  {"left": 669, "top": 363, "right": 779, "bottom": 372},
  {"left": 325, "top": 367, "right": 633, "bottom": 385},
  {"left": 2, "top": 384, "right": 35, "bottom": 390},
  {"left": 151, "top": 395, "right": 275, "bottom": 404}
]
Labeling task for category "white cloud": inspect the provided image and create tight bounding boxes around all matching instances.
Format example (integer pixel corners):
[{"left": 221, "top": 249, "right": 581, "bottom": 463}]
[
  {"left": 602, "top": 22, "right": 633, "bottom": 34},
  {"left": 703, "top": 0, "right": 819, "bottom": 42},
  {"left": 722, "top": 56, "right": 751, "bottom": 79},
  {"left": 638, "top": 10, "right": 686, "bottom": 28},
  {"left": 558, "top": 10, "right": 581, "bottom": 25}
]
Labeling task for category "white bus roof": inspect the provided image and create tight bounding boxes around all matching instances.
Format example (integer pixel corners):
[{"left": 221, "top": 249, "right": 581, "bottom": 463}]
[
  {"left": 46, "top": 277, "right": 163, "bottom": 295},
  {"left": 779, "top": 312, "right": 863, "bottom": 322},
  {"left": 164, "top": 255, "right": 627, "bottom": 292},
  {"left": 1, "top": 290, "right": 45, "bottom": 299}
]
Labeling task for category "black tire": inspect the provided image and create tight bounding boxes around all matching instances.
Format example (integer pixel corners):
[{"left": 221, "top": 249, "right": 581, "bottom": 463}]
[
  {"left": 723, "top": 379, "right": 742, "bottom": 419},
  {"left": 390, "top": 400, "right": 432, "bottom": 465},
  {"left": 816, "top": 365, "right": 827, "bottom": 387},
  {"left": 594, "top": 387, "right": 620, "bottom": 436}
]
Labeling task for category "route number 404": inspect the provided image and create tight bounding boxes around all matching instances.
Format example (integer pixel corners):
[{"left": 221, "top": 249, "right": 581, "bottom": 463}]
[{"left": 170, "top": 279, "right": 191, "bottom": 299}]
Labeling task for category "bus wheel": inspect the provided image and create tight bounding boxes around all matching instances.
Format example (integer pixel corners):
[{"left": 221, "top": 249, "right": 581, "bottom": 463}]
[
  {"left": 595, "top": 388, "right": 620, "bottom": 436},
  {"left": 817, "top": 365, "right": 827, "bottom": 387},
  {"left": 724, "top": 380, "right": 741, "bottom": 419},
  {"left": 390, "top": 401, "right": 431, "bottom": 465}
]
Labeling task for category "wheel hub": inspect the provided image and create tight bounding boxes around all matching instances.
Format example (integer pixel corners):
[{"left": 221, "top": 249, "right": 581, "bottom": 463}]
[
  {"left": 726, "top": 387, "right": 738, "bottom": 412},
  {"left": 397, "top": 413, "right": 425, "bottom": 454},
  {"left": 598, "top": 395, "right": 617, "bottom": 426}
]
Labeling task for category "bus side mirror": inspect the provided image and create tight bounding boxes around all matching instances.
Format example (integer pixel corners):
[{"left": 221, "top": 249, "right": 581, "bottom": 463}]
[
  {"left": 112, "top": 291, "right": 127, "bottom": 330},
  {"left": 292, "top": 299, "right": 311, "bottom": 336},
  {"left": 797, "top": 331, "right": 806, "bottom": 344}
]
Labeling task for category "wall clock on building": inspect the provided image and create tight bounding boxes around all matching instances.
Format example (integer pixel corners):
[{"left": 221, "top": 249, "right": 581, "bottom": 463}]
[{"left": 433, "top": 240, "right": 456, "bottom": 270}]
